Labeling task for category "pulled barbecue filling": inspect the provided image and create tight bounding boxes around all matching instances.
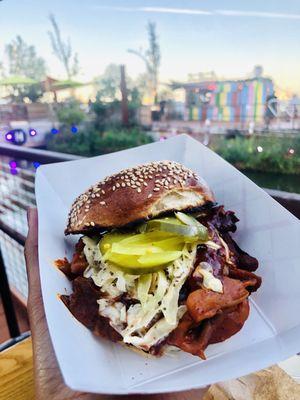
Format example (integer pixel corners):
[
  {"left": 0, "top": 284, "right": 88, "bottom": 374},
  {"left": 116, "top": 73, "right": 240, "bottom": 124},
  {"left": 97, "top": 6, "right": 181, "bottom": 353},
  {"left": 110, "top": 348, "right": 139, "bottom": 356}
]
[{"left": 57, "top": 205, "right": 261, "bottom": 359}]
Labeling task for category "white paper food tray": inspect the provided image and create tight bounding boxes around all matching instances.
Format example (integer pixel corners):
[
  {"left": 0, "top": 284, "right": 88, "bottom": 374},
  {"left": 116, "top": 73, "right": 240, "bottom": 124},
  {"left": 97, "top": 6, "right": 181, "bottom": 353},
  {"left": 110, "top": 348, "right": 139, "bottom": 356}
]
[{"left": 35, "top": 134, "right": 300, "bottom": 394}]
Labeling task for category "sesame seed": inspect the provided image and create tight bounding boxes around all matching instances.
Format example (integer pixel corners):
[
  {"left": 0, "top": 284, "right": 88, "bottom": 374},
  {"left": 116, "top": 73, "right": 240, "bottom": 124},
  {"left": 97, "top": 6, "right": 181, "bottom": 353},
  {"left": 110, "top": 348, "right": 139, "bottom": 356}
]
[
  {"left": 112, "top": 186, "right": 116, "bottom": 191},
  {"left": 116, "top": 183, "right": 120, "bottom": 188},
  {"left": 148, "top": 194, "right": 152, "bottom": 198},
  {"left": 96, "top": 193, "right": 100, "bottom": 197},
  {"left": 90, "top": 222, "right": 95, "bottom": 226},
  {"left": 100, "top": 201, "right": 106, "bottom": 205},
  {"left": 101, "top": 190, "right": 105, "bottom": 194},
  {"left": 91, "top": 194, "right": 95, "bottom": 198},
  {"left": 143, "top": 182, "right": 148, "bottom": 186},
  {"left": 121, "top": 182, "right": 126, "bottom": 187},
  {"left": 137, "top": 188, "right": 141, "bottom": 193},
  {"left": 153, "top": 187, "right": 160, "bottom": 192}
]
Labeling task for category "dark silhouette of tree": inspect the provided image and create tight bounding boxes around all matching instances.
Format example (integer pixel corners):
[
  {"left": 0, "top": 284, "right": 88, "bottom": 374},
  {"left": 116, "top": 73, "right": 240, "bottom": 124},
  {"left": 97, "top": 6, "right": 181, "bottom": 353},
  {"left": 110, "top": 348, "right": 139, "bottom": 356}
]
[
  {"left": 48, "top": 14, "right": 79, "bottom": 79},
  {"left": 128, "top": 22, "right": 160, "bottom": 104}
]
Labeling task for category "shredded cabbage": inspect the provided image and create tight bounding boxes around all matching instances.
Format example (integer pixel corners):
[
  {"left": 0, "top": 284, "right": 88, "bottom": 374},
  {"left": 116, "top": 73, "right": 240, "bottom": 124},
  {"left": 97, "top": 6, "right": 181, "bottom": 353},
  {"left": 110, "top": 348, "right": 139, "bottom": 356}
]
[
  {"left": 82, "top": 235, "right": 197, "bottom": 350},
  {"left": 82, "top": 230, "right": 223, "bottom": 351}
]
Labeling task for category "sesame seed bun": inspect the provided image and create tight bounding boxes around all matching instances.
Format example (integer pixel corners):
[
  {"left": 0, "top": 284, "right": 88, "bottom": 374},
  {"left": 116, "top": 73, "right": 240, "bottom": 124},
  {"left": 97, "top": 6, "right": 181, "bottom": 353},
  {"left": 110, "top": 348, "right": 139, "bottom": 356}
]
[{"left": 65, "top": 161, "right": 215, "bottom": 235}]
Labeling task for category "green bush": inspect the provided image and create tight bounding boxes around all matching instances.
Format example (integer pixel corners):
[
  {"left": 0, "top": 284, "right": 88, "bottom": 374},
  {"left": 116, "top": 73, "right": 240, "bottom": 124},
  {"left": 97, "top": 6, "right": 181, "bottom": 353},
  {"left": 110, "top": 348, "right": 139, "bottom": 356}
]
[
  {"left": 55, "top": 99, "right": 86, "bottom": 126},
  {"left": 211, "top": 136, "right": 300, "bottom": 175},
  {"left": 45, "top": 127, "right": 153, "bottom": 157}
]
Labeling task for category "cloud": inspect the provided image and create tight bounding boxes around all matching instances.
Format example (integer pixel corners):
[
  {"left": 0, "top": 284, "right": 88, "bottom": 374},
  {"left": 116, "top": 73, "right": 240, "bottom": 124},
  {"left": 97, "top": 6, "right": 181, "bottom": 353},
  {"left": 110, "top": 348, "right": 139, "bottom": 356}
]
[
  {"left": 216, "top": 9, "right": 300, "bottom": 20},
  {"left": 94, "top": 6, "right": 211, "bottom": 16},
  {"left": 141, "top": 7, "right": 212, "bottom": 16},
  {"left": 94, "top": 6, "right": 300, "bottom": 20}
]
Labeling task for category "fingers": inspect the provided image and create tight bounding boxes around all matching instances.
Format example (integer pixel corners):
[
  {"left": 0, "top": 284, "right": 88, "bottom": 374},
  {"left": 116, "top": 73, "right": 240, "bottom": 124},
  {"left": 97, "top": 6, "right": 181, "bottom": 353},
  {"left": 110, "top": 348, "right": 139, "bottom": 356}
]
[{"left": 25, "top": 207, "right": 41, "bottom": 301}]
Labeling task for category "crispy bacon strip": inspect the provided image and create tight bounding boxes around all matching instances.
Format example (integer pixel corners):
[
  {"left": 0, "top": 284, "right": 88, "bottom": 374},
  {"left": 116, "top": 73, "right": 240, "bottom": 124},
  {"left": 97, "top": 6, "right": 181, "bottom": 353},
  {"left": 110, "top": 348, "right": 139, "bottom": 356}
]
[
  {"left": 167, "top": 312, "right": 201, "bottom": 356},
  {"left": 54, "top": 257, "right": 76, "bottom": 280},
  {"left": 55, "top": 238, "right": 88, "bottom": 280},
  {"left": 186, "top": 276, "right": 249, "bottom": 324},
  {"left": 222, "top": 232, "right": 259, "bottom": 272},
  {"left": 168, "top": 277, "right": 251, "bottom": 358},
  {"left": 207, "top": 300, "right": 250, "bottom": 344},
  {"left": 168, "top": 300, "right": 250, "bottom": 359},
  {"left": 70, "top": 239, "right": 88, "bottom": 275},
  {"left": 228, "top": 266, "right": 261, "bottom": 292}
]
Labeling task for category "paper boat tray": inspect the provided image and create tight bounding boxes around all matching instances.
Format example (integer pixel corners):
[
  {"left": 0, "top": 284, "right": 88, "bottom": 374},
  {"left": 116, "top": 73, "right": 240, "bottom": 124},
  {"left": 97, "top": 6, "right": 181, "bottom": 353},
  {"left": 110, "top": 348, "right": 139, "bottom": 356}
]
[{"left": 35, "top": 134, "right": 300, "bottom": 394}]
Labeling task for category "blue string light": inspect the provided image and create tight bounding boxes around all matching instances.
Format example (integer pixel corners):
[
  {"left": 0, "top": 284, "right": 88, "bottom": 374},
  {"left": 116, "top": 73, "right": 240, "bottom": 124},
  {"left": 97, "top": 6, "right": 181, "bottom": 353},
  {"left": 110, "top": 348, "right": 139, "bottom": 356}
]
[
  {"left": 33, "top": 161, "right": 41, "bottom": 169},
  {"left": 51, "top": 128, "right": 59, "bottom": 134},
  {"left": 71, "top": 125, "right": 78, "bottom": 133}
]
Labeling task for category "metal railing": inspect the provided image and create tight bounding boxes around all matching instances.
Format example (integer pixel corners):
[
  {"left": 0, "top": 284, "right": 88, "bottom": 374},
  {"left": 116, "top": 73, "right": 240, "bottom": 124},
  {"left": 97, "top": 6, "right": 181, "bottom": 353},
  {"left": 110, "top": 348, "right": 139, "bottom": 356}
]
[{"left": 0, "top": 143, "right": 81, "bottom": 342}]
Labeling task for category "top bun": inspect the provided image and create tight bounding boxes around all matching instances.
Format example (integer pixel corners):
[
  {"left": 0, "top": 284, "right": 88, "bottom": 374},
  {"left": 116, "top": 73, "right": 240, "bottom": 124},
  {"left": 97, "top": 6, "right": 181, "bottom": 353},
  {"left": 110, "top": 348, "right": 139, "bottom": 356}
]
[{"left": 65, "top": 161, "right": 215, "bottom": 235}]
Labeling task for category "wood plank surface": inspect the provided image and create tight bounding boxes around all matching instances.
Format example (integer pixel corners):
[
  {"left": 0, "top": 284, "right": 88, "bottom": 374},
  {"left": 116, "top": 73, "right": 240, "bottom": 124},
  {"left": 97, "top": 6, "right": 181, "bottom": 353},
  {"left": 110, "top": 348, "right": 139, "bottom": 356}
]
[{"left": 0, "top": 337, "right": 34, "bottom": 400}]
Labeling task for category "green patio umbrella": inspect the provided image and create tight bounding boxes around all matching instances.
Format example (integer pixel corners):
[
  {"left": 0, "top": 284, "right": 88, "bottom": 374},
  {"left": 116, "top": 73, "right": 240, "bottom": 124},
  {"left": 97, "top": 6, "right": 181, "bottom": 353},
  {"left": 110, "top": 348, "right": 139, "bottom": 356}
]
[
  {"left": 0, "top": 75, "right": 38, "bottom": 86},
  {"left": 51, "top": 79, "right": 85, "bottom": 90}
]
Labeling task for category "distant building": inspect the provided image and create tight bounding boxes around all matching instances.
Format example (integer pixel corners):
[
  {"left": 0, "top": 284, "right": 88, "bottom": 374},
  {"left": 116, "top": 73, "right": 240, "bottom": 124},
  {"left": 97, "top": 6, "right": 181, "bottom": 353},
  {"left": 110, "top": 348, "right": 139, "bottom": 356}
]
[{"left": 182, "top": 77, "right": 274, "bottom": 123}]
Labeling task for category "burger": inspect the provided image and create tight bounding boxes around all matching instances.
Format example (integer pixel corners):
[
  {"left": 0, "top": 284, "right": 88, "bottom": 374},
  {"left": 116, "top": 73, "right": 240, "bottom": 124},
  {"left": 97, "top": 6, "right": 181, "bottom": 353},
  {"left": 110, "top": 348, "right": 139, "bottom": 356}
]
[{"left": 57, "top": 160, "right": 261, "bottom": 359}]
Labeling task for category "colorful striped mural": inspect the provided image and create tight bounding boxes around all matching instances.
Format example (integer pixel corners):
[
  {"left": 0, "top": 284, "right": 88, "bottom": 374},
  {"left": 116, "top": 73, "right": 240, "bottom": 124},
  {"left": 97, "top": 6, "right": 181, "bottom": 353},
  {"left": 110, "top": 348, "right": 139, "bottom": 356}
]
[{"left": 185, "top": 78, "right": 274, "bottom": 123}]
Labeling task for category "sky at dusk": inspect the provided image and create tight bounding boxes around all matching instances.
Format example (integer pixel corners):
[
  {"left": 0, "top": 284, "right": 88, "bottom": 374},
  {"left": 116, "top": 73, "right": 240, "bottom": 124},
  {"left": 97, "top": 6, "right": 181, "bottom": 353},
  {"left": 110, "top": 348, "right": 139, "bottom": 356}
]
[{"left": 1, "top": 0, "right": 300, "bottom": 95}]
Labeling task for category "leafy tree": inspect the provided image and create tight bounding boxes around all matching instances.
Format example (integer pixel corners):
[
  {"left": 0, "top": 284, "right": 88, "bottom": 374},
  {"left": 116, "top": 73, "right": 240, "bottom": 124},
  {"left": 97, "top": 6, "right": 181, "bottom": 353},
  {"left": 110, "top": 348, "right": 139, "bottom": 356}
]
[
  {"left": 95, "top": 64, "right": 141, "bottom": 101},
  {"left": 5, "top": 36, "right": 46, "bottom": 79},
  {"left": 48, "top": 14, "right": 79, "bottom": 79},
  {"left": 4, "top": 36, "right": 46, "bottom": 102},
  {"left": 90, "top": 93, "right": 115, "bottom": 132},
  {"left": 93, "top": 64, "right": 142, "bottom": 125},
  {"left": 94, "top": 64, "right": 122, "bottom": 101},
  {"left": 134, "top": 72, "right": 150, "bottom": 101},
  {"left": 128, "top": 22, "right": 160, "bottom": 104}
]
